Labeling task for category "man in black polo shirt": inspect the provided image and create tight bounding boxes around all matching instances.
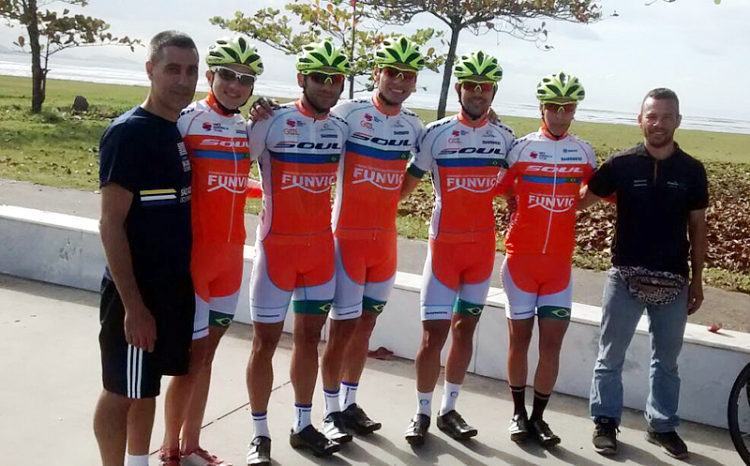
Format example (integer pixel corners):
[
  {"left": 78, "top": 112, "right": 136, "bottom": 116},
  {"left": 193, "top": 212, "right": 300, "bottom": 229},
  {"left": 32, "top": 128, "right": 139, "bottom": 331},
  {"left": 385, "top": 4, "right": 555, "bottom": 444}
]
[
  {"left": 93, "top": 31, "right": 198, "bottom": 466},
  {"left": 582, "top": 88, "right": 708, "bottom": 460}
]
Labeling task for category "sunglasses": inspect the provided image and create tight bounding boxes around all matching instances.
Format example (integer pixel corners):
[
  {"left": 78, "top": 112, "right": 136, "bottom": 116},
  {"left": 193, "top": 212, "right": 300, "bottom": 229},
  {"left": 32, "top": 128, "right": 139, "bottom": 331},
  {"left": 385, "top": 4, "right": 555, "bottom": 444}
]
[
  {"left": 211, "top": 66, "right": 256, "bottom": 86},
  {"left": 381, "top": 65, "right": 417, "bottom": 83},
  {"left": 307, "top": 72, "right": 346, "bottom": 86},
  {"left": 460, "top": 81, "right": 496, "bottom": 93},
  {"left": 544, "top": 102, "right": 577, "bottom": 114}
]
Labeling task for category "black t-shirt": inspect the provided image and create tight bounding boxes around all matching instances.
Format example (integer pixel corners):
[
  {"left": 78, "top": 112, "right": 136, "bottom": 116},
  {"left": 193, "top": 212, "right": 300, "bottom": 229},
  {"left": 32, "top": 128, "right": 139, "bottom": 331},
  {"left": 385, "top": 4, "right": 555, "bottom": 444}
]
[
  {"left": 99, "top": 106, "right": 192, "bottom": 284},
  {"left": 588, "top": 143, "right": 708, "bottom": 277}
]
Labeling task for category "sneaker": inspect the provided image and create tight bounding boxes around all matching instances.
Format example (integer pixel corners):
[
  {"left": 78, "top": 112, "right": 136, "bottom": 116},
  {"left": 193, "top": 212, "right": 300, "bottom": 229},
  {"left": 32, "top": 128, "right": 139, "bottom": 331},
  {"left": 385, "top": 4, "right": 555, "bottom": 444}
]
[
  {"left": 322, "top": 412, "right": 353, "bottom": 443},
  {"left": 592, "top": 417, "right": 619, "bottom": 456},
  {"left": 529, "top": 418, "right": 561, "bottom": 448},
  {"left": 159, "top": 448, "right": 181, "bottom": 466},
  {"left": 341, "top": 403, "right": 382, "bottom": 435},
  {"left": 404, "top": 414, "right": 430, "bottom": 446},
  {"left": 246, "top": 436, "right": 271, "bottom": 466},
  {"left": 436, "top": 410, "right": 478, "bottom": 440},
  {"left": 646, "top": 430, "right": 689, "bottom": 459},
  {"left": 509, "top": 414, "right": 530, "bottom": 443},
  {"left": 289, "top": 425, "right": 341, "bottom": 457},
  {"left": 182, "top": 448, "right": 231, "bottom": 466}
]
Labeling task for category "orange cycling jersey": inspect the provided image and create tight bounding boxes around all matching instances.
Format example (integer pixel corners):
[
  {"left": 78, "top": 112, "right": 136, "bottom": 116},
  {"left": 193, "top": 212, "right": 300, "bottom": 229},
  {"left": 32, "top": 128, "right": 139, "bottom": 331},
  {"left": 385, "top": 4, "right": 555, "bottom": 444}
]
[
  {"left": 331, "top": 95, "right": 423, "bottom": 239},
  {"left": 408, "top": 112, "right": 515, "bottom": 242},
  {"left": 499, "top": 127, "right": 596, "bottom": 257},
  {"left": 177, "top": 93, "right": 251, "bottom": 244},
  {"left": 247, "top": 100, "right": 347, "bottom": 241}
]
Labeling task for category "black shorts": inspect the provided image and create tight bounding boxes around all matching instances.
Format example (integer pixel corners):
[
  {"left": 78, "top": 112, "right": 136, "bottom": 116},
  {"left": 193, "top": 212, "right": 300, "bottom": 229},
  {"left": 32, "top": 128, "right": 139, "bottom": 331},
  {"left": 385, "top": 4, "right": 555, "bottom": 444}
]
[{"left": 99, "top": 275, "right": 194, "bottom": 399}]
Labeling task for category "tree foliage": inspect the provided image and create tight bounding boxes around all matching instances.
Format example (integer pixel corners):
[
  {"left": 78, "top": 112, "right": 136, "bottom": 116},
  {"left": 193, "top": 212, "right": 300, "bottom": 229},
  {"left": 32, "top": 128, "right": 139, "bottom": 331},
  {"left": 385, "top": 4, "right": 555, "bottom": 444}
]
[
  {"left": 0, "top": 0, "right": 140, "bottom": 112},
  {"left": 210, "top": 0, "right": 446, "bottom": 98},
  {"left": 362, "top": 0, "right": 602, "bottom": 118}
]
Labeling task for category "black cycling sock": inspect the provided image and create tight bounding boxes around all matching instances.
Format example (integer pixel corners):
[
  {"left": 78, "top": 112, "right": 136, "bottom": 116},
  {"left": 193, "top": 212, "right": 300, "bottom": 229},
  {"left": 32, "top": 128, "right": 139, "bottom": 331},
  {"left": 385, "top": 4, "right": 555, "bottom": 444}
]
[
  {"left": 509, "top": 385, "right": 527, "bottom": 417},
  {"left": 530, "top": 390, "right": 551, "bottom": 421}
]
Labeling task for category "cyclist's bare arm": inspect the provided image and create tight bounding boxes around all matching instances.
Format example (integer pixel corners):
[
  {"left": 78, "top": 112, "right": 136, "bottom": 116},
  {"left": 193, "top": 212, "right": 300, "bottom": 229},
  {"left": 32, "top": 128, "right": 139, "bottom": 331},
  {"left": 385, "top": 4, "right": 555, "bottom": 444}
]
[
  {"left": 687, "top": 208, "right": 707, "bottom": 314},
  {"left": 100, "top": 183, "right": 156, "bottom": 352},
  {"left": 400, "top": 173, "right": 422, "bottom": 201}
]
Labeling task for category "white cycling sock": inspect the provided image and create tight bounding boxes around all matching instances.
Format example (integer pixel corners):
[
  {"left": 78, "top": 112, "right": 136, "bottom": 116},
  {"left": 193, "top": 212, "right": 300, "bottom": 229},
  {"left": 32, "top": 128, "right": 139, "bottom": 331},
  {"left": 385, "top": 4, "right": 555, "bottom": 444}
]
[
  {"left": 416, "top": 390, "right": 433, "bottom": 417},
  {"left": 324, "top": 387, "right": 340, "bottom": 416},
  {"left": 439, "top": 381, "right": 462, "bottom": 415},
  {"left": 293, "top": 403, "right": 312, "bottom": 433},
  {"left": 252, "top": 411, "right": 270, "bottom": 439},
  {"left": 126, "top": 454, "right": 149, "bottom": 466},
  {"left": 340, "top": 381, "right": 358, "bottom": 410}
]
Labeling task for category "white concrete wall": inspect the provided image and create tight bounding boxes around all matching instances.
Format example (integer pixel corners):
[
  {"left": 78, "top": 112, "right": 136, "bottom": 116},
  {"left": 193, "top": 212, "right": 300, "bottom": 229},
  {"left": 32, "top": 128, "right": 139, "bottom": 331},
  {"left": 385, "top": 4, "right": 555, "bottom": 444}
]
[{"left": 1, "top": 205, "right": 747, "bottom": 429}]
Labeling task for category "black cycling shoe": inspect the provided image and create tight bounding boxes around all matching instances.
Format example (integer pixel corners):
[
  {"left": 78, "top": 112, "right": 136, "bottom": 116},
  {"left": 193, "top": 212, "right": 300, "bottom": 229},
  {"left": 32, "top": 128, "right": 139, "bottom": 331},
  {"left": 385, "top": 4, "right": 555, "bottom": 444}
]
[
  {"left": 289, "top": 425, "right": 341, "bottom": 457},
  {"left": 405, "top": 414, "right": 431, "bottom": 446},
  {"left": 436, "top": 410, "right": 478, "bottom": 440},
  {"left": 341, "top": 403, "right": 382, "bottom": 435},
  {"left": 645, "top": 430, "right": 688, "bottom": 459},
  {"left": 246, "top": 436, "right": 271, "bottom": 466},
  {"left": 509, "top": 413, "right": 530, "bottom": 443},
  {"left": 322, "top": 412, "right": 353, "bottom": 443},
  {"left": 530, "top": 418, "right": 561, "bottom": 448}
]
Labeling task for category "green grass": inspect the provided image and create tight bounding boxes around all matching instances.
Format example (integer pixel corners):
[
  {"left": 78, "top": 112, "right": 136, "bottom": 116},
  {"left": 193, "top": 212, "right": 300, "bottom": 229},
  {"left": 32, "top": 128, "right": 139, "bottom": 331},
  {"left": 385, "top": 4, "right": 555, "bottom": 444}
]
[{"left": 1, "top": 75, "right": 748, "bottom": 191}]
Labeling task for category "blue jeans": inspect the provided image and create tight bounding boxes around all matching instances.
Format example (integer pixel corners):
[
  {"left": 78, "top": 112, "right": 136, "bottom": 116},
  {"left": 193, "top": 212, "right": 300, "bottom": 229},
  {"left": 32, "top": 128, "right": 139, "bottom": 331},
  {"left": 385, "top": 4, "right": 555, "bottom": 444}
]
[{"left": 589, "top": 268, "right": 688, "bottom": 432}]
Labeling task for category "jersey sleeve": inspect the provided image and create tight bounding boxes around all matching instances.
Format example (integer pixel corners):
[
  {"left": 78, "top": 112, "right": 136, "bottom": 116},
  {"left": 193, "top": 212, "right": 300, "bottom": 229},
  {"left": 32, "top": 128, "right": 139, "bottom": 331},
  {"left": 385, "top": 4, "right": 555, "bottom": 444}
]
[
  {"left": 407, "top": 128, "right": 433, "bottom": 179},
  {"left": 176, "top": 106, "right": 195, "bottom": 137},
  {"left": 587, "top": 155, "right": 618, "bottom": 198},
  {"left": 330, "top": 100, "right": 353, "bottom": 120},
  {"left": 98, "top": 123, "right": 140, "bottom": 193},
  {"left": 495, "top": 139, "right": 522, "bottom": 195},
  {"left": 247, "top": 118, "right": 269, "bottom": 162},
  {"left": 687, "top": 161, "right": 709, "bottom": 211},
  {"left": 580, "top": 140, "right": 597, "bottom": 184}
]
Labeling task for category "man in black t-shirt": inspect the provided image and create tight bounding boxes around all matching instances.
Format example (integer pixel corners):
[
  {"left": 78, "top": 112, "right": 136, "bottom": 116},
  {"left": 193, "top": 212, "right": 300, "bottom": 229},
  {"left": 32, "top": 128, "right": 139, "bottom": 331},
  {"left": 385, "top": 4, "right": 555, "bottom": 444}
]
[
  {"left": 93, "top": 31, "right": 198, "bottom": 466},
  {"left": 581, "top": 88, "right": 708, "bottom": 460}
]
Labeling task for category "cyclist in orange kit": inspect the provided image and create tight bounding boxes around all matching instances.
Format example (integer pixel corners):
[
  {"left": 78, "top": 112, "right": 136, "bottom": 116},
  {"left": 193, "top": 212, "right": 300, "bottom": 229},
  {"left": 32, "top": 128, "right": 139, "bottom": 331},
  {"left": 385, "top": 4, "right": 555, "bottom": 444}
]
[{"left": 499, "top": 72, "right": 595, "bottom": 448}]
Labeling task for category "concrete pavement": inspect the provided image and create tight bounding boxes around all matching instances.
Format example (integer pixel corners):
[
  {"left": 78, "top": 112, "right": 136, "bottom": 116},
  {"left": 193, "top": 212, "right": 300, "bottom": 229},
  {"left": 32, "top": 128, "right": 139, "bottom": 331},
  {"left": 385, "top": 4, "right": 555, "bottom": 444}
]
[{"left": 0, "top": 274, "right": 741, "bottom": 465}]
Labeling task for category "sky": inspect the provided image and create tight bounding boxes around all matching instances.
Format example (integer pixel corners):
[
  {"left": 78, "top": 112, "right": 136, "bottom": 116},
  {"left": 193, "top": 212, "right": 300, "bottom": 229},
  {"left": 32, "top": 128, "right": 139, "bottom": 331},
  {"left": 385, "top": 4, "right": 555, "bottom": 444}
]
[{"left": 0, "top": 0, "right": 747, "bottom": 121}]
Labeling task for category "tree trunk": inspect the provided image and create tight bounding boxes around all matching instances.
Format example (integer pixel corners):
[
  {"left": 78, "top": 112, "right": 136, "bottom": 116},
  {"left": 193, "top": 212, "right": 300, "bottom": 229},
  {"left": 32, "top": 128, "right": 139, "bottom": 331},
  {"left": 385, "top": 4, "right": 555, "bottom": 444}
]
[
  {"left": 25, "top": 0, "right": 44, "bottom": 113},
  {"left": 437, "top": 22, "right": 461, "bottom": 120}
]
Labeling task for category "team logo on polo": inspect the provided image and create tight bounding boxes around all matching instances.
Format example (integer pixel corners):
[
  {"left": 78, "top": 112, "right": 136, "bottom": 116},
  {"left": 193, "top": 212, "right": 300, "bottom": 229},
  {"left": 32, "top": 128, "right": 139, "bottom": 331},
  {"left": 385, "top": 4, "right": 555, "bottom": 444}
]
[
  {"left": 445, "top": 175, "right": 497, "bottom": 193},
  {"left": 280, "top": 172, "right": 336, "bottom": 193},
  {"left": 207, "top": 172, "right": 250, "bottom": 193},
  {"left": 352, "top": 164, "right": 404, "bottom": 190},
  {"left": 528, "top": 193, "right": 576, "bottom": 212}
]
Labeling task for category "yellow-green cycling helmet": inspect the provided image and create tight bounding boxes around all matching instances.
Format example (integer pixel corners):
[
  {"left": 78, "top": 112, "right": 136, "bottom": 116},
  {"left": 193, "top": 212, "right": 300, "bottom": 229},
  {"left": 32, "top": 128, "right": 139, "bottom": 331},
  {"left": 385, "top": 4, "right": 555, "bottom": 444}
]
[
  {"left": 296, "top": 39, "right": 350, "bottom": 75},
  {"left": 374, "top": 36, "right": 425, "bottom": 71},
  {"left": 536, "top": 72, "right": 585, "bottom": 103},
  {"left": 206, "top": 35, "right": 264, "bottom": 75},
  {"left": 453, "top": 51, "right": 503, "bottom": 82}
]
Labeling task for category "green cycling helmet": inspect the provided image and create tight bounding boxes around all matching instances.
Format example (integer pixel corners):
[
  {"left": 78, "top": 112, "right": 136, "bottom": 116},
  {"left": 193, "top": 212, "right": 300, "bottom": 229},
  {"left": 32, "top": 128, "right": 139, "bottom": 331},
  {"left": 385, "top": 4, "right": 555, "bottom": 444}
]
[
  {"left": 206, "top": 35, "right": 264, "bottom": 75},
  {"left": 296, "top": 39, "right": 350, "bottom": 75},
  {"left": 453, "top": 51, "right": 503, "bottom": 82},
  {"left": 536, "top": 72, "right": 585, "bottom": 103},
  {"left": 374, "top": 36, "right": 425, "bottom": 71}
]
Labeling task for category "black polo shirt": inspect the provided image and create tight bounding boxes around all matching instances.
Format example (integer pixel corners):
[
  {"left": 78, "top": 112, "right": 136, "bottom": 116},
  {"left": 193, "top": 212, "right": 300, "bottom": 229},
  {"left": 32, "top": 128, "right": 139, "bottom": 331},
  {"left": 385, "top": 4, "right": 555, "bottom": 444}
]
[
  {"left": 99, "top": 106, "right": 193, "bottom": 284},
  {"left": 588, "top": 143, "right": 708, "bottom": 277}
]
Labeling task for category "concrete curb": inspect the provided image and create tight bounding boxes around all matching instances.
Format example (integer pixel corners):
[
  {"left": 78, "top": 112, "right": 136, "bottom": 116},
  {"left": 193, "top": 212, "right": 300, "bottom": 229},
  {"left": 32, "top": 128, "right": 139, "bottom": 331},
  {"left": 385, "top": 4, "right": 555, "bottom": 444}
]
[{"left": 1, "top": 204, "right": 746, "bottom": 428}]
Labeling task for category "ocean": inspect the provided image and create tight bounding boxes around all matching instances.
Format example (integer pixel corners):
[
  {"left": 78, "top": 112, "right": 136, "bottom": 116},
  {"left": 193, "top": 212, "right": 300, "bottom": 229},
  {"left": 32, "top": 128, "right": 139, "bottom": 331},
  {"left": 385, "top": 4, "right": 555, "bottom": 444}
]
[{"left": 2, "top": 52, "right": 749, "bottom": 135}]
